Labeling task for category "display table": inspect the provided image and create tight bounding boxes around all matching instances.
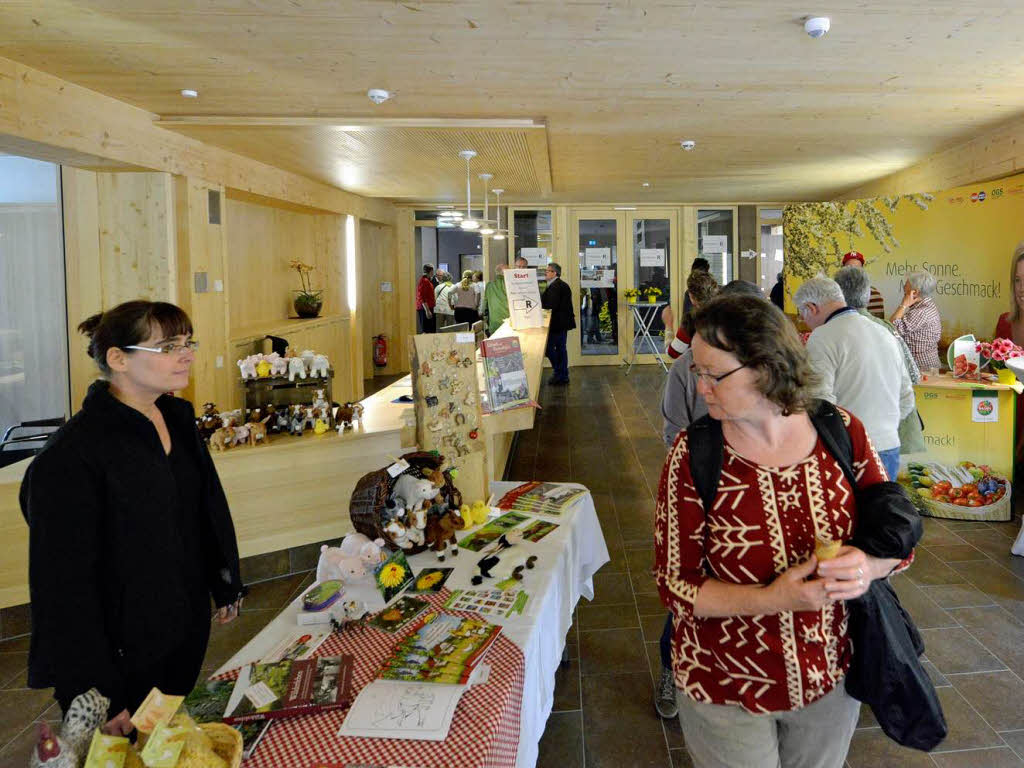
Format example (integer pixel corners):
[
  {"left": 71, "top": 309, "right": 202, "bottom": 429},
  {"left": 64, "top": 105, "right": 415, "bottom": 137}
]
[
  {"left": 623, "top": 301, "right": 669, "bottom": 374},
  {"left": 909, "top": 372, "right": 1018, "bottom": 521},
  {"left": 215, "top": 482, "right": 609, "bottom": 768}
]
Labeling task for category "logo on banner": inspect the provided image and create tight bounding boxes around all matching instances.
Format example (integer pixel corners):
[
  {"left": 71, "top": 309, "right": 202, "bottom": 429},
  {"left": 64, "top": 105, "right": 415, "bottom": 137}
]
[{"left": 970, "top": 191, "right": 986, "bottom": 203}]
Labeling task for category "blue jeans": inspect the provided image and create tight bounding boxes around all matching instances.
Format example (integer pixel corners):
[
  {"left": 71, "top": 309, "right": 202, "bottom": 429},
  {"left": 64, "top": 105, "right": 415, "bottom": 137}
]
[
  {"left": 546, "top": 329, "right": 569, "bottom": 382},
  {"left": 660, "top": 613, "right": 673, "bottom": 669},
  {"left": 878, "top": 447, "right": 900, "bottom": 481}
]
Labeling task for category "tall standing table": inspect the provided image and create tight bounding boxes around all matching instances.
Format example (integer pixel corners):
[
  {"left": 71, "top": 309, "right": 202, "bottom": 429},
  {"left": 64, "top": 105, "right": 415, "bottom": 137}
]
[{"left": 623, "top": 301, "right": 669, "bottom": 374}]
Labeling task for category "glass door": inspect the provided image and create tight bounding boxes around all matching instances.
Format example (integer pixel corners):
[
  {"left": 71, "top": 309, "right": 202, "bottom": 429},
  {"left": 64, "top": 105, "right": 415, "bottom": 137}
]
[
  {"left": 574, "top": 211, "right": 625, "bottom": 363},
  {"left": 628, "top": 210, "right": 677, "bottom": 359},
  {"left": 697, "top": 208, "right": 736, "bottom": 285}
]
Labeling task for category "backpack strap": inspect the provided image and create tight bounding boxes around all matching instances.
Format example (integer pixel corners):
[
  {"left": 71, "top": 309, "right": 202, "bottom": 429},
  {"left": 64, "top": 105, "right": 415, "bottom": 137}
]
[
  {"left": 809, "top": 400, "right": 856, "bottom": 487},
  {"left": 687, "top": 414, "right": 724, "bottom": 513}
]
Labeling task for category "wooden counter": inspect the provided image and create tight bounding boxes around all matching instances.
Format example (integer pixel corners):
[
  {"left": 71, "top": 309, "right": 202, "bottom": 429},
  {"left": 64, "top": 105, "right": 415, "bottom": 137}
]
[{"left": 0, "top": 317, "right": 548, "bottom": 609}]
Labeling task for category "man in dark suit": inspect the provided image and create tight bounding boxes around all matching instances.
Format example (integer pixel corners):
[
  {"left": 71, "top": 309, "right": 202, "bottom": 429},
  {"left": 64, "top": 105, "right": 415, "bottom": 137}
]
[{"left": 541, "top": 262, "right": 576, "bottom": 385}]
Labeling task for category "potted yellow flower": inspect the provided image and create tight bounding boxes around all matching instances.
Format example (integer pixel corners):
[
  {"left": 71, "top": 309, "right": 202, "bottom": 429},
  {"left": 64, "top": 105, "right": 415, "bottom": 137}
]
[
  {"left": 624, "top": 288, "right": 641, "bottom": 302},
  {"left": 643, "top": 286, "right": 663, "bottom": 304},
  {"left": 289, "top": 259, "right": 323, "bottom": 318}
]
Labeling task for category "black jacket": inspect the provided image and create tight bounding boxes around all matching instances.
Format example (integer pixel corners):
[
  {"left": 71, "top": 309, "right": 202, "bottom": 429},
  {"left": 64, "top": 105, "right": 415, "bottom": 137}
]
[
  {"left": 20, "top": 381, "right": 243, "bottom": 709},
  {"left": 541, "top": 277, "right": 577, "bottom": 333}
]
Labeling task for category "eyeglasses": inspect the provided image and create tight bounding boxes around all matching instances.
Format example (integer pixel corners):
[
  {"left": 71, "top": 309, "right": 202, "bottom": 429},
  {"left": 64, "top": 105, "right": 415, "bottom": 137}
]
[
  {"left": 690, "top": 363, "right": 745, "bottom": 386},
  {"left": 124, "top": 340, "right": 199, "bottom": 356}
]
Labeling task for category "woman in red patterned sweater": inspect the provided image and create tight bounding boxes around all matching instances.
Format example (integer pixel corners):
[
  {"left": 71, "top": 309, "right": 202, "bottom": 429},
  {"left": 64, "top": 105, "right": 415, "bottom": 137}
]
[{"left": 654, "top": 295, "right": 906, "bottom": 768}]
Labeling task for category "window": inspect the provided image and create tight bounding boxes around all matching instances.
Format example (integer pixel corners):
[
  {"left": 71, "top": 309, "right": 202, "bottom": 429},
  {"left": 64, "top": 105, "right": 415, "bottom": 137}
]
[
  {"left": 697, "top": 209, "right": 734, "bottom": 285},
  {"left": 758, "top": 208, "right": 784, "bottom": 295},
  {"left": 0, "top": 156, "right": 69, "bottom": 458},
  {"left": 512, "top": 210, "right": 553, "bottom": 274}
]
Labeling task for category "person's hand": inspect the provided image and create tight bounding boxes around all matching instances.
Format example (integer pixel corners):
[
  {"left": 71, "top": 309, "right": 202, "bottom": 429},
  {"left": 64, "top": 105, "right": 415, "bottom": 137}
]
[
  {"left": 213, "top": 598, "right": 243, "bottom": 625},
  {"left": 102, "top": 709, "right": 133, "bottom": 736},
  {"left": 424, "top": 306, "right": 433, "bottom": 319},
  {"left": 817, "top": 545, "right": 873, "bottom": 601},
  {"left": 661, "top": 305, "right": 675, "bottom": 332},
  {"left": 768, "top": 556, "right": 831, "bottom": 612},
  {"left": 901, "top": 285, "right": 921, "bottom": 308}
]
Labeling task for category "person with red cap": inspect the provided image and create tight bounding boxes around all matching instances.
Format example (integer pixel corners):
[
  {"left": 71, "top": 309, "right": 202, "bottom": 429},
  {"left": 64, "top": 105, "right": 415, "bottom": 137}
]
[{"left": 841, "top": 252, "right": 885, "bottom": 319}]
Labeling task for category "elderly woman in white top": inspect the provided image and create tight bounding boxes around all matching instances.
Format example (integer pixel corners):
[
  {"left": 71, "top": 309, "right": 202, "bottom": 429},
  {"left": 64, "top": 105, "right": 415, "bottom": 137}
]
[{"left": 890, "top": 271, "right": 942, "bottom": 372}]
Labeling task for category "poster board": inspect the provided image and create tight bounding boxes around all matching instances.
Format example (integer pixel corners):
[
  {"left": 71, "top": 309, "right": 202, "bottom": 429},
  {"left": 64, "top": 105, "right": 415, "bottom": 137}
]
[
  {"left": 504, "top": 269, "right": 544, "bottom": 330},
  {"left": 519, "top": 247, "right": 547, "bottom": 267},
  {"left": 584, "top": 247, "right": 611, "bottom": 267},
  {"left": 701, "top": 235, "right": 728, "bottom": 255},
  {"left": 639, "top": 248, "right": 665, "bottom": 267},
  {"left": 409, "top": 333, "right": 488, "bottom": 502}
]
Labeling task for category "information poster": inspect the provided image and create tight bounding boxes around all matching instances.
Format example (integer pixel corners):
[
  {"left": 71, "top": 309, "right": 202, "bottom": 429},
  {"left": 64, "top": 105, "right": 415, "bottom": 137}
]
[
  {"left": 584, "top": 247, "right": 611, "bottom": 267},
  {"left": 701, "top": 235, "right": 728, "bottom": 255},
  {"left": 519, "top": 247, "right": 547, "bottom": 267},
  {"left": 504, "top": 269, "right": 544, "bottom": 329},
  {"left": 639, "top": 248, "right": 665, "bottom": 267},
  {"left": 580, "top": 268, "right": 615, "bottom": 289}
]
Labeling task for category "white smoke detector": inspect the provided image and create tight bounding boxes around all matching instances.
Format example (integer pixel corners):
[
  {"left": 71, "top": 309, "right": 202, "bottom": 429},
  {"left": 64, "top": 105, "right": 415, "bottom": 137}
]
[
  {"left": 681, "top": 140, "right": 696, "bottom": 151},
  {"left": 367, "top": 88, "right": 392, "bottom": 105},
  {"left": 180, "top": 89, "right": 199, "bottom": 98},
  {"left": 804, "top": 17, "right": 830, "bottom": 38}
]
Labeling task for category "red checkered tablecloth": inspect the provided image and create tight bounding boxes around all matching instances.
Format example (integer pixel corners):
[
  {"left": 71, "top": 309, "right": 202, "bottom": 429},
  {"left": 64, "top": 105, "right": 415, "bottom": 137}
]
[{"left": 213, "top": 589, "right": 525, "bottom": 768}]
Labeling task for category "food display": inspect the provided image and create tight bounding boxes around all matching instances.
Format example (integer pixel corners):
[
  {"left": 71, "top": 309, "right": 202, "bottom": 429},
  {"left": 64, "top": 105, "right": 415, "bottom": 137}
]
[{"left": 900, "top": 460, "right": 1010, "bottom": 520}]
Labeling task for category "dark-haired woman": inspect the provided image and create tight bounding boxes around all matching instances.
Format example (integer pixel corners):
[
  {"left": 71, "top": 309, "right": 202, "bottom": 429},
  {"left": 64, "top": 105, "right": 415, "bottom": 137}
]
[
  {"left": 20, "top": 300, "right": 243, "bottom": 734},
  {"left": 654, "top": 294, "right": 906, "bottom": 767}
]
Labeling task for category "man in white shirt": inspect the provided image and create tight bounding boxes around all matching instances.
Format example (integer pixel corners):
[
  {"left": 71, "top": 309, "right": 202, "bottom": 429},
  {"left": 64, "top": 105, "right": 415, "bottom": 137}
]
[{"left": 794, "top": 276, "right": 915, "bottom": 481}]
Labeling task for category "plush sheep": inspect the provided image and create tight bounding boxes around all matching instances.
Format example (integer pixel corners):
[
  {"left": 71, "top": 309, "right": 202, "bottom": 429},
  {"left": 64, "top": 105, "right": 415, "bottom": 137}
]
[
  {"left": 287, "top": 357, "right": 307, "bottom": 382},
  {"left": 391, "top": 474, "right": 439, "bottom": 515},
  {"left": 268, "top": 353, "right": 288, "bottom": 377},
  {"left": 316, "top": 545, "right": 366, "bottom": 583},
  {"left": 310, "top": 353, "right": 330, "bottom": 377},
  {"left": 238, "top": 356, "right": 258, "bottom": 380}
]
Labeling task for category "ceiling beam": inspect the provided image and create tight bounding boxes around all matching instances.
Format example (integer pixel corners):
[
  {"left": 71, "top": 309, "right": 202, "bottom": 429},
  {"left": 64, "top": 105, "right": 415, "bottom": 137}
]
[{"left": 154, "top": 116, "right": 547, "bottom": 130}]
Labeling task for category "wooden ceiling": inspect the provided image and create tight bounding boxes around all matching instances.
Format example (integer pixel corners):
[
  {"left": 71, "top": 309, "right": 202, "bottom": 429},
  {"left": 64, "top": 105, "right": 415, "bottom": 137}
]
[{"left": 2, "top": 1, "right": 1024, "bottom": 203}]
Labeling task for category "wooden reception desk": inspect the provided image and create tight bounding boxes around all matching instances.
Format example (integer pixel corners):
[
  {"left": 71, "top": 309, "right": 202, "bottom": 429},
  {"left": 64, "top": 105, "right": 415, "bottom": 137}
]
[{"left": 0, "top": 316, "right": 548, "bottom": 608}]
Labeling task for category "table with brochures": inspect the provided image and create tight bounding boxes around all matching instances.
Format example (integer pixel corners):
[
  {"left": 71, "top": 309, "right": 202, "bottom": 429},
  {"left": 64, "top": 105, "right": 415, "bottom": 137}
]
[{"left": 215, "top": 482, "right": 609, "bottom": 768}]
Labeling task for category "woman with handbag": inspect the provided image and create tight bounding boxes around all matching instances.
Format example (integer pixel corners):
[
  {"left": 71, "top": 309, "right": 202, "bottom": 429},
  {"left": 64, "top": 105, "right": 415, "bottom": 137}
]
[{"left": 654, "top": 295, "right": 910, "bottom": 768}]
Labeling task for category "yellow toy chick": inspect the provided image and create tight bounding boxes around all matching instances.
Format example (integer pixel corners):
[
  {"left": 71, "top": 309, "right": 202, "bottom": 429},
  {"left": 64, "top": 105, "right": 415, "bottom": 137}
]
[
  {"left": 256, "top": 360, "right": 272, "bottom": 378},
  {"left": 313, "top": 418, "right": 329, "bottom": 435},
  {"left": 459, "top": 504, "right": 474, "bottom": 530},
  {"left": 468, "top": 500, "right": 490, "bottom": 526}
]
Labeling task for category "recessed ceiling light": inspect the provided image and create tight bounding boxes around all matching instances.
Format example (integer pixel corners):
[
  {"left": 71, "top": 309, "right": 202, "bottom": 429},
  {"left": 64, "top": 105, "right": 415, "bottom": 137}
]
[
  {"left": 681, "top": 140, "right": 696, "bottom": 151},
  {"left": 180, "top": 89, "right": 198, "bottom": 98},
  {"left": 641, "top": 182, "right": 651, "bottom": 188},
  {"left": 804, "top": 16, "right": 830, "bottom": 38},
  {"left": 614, "top": 206, "right": 637, "bottom": 210},
  {"left": 367, "top": 88, "right": 392, "bottom": 105}
]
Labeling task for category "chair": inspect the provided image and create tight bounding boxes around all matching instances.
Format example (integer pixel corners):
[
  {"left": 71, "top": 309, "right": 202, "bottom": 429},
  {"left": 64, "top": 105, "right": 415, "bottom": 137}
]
[{"left": 0, "top": 417, "right": 65, "bottom": 468}]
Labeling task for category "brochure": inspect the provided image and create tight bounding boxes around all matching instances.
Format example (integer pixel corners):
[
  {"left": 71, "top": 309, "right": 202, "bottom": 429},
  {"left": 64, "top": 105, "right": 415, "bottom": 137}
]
[
  {"left": 457, "top": 511, "right": 530, "bottom": 552},
  {"left": 480, "top": 337, "right": 531, "bottom": 412},
  {"left": 261, "top": 629, "right": 329, "bottom": 663},
  {"left": 368, "top": 595, "right": 429, "bottom": 634},
  {"left": 377, "top": 611, "right": 501, "bottom": 685},
  {"left": 374, "top": 549, "right": 414, "bottom": 602},
  {"left": 493, "top": 481, "right": 587, "bottom": 516},
  {"left": 408, "top": 567, "right": 454, "bottom": 594},
  {"left": 444, "top": 588, "right": 529, "bottom": 619},
  {"left": 520, "top": 519, "right": 559, "bottom": 542},
  {"left": 224, "top": 655, "right": 354, "bottom": 724}
]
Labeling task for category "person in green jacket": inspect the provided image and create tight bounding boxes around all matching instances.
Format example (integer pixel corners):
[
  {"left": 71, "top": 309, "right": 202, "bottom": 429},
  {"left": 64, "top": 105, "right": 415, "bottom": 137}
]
[{"left": 482, "top": 263, "right": 510, "bottom": 335}]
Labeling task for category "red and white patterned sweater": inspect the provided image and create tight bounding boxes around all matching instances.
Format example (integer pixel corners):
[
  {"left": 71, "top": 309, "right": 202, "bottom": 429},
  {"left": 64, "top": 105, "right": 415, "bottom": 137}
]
[{"left": 654, "top": 408, "right": 893, "bottom": 714}]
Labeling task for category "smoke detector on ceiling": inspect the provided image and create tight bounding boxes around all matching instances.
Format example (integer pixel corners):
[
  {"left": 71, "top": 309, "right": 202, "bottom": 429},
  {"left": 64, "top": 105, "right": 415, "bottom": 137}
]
[
  {"left": 680, "top": 140, "right": 696, "bottom": 151},
  {"left": 804, "top": 17, "right": 830, "bottom": 38},
  {"left": 367, "top": 88, "right": 392, "bottom": 105},
  {"left": 180, "top": 89, "right": 198, "bottom": 98}
]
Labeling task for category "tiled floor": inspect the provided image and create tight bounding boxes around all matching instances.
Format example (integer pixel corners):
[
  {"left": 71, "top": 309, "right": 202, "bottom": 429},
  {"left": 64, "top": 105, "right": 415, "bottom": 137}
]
[{"left": 2, "top": 365, "right": 1024, "bottom": 768}]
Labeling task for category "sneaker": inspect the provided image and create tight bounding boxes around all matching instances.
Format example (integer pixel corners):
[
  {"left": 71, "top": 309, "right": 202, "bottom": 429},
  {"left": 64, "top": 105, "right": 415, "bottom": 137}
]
[{"left": 654, "top": 666, "right": 678, "bottom": 719}]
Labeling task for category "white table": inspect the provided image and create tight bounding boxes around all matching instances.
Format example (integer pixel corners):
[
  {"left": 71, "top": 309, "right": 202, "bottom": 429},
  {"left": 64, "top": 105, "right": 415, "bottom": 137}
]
[
  {"left": 218, "top": 482, "right": 610, "bottom": 768},
  {"left": 624, "top": 301, "right": 669, "bottom": 374}
]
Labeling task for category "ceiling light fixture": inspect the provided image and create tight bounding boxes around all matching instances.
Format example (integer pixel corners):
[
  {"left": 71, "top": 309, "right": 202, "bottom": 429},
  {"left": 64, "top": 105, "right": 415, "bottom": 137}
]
[
  {"left": 641, "top": 182, "right": 651, "bottom": 188},
  {"left": 478, "top": 173, "right": 495, "bottom": 235},
  {"left": 681, "top": 140, "right": 696, "bottom": 151},
  {"left": 614, "top": 206, "right": 637, "bottom": 211},
  {"left": 458, "top": 150, "right": 479, "bottom": 229},
  {"left": 180, "top": 89, "right": 198, "bottom": 98},
  {"left": 367, "top": 88, "right": 392, "bottom": 104},
  {"left": 491, "top": 189, "right": 507, "bottom": 239},
  {"left": 804, "top": 16, "right": 830, "bottom": 38}
]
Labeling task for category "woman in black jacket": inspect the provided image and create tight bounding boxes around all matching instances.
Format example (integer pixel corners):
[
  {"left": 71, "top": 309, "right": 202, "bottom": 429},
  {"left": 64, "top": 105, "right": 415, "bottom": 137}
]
[{"left": 20, "top": 300, "right": 244, "bottom": 735}]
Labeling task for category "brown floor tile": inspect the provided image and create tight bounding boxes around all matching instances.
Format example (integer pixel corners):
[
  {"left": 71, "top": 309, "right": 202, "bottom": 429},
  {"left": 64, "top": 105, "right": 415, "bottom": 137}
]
[
  {"left": 288, "top": 540, "right": 333, "bottom": 572},
  {"left": 625, "top": 546, "right": 656, "bottom": 575},
  {"left": 0, "top": 637, "right": 30, "bottom": 654},
  {"left": 663, "top": 704, "right": 685, "bottom": 748},
  {"left": 856, "top": 701, "right": 878, "bottom": 729},
  {"left": 640, "top": 612, "right": 668, "bottom": 643},
  {"left": 920, "top": 517, "right": 969, "bottom": 547},
  {"left": 956, "top": 531, "right": 1024, "bottom": 581},
  {"left": 536, "top": 710, "right": 583, "bottom": 768},
  {"left": 0, "top": 653, "right": 27, "bottom": 689},
  {"left": 922, "top": 660, "right": 952, "bottom": 688},
  {"left": 845, "top": 728, "right": 936, "bottom": 767},
  {"left": 631, "top": 569, "right": 660, "bottom": 595},
  {"left": 931, "top": 748, "right": 1024, "bottom": 767},
  {"left": 949, "top": 671, "right": 1024, "bottom": 731},
  {"left": 948, "top": 560, "right": 1024, "bottom": 622},
  {"left": 589, "top": 571, "right": 637, "bottom": 605},
  {"left": 0, "top": 604, "right": 31, "bottom": 641},
  {"left": 584, "top": 726, "right": 670, "bottom": 768},
  {"left": 645, "top": 640, "right": 666, "bottom": 680},
  {"left": 888, "top": 576, "right": 958, "bottom": 629},
  {"left": 0, "top": 688, "right": 54, "bottom": 745},
  {"left": 920, "top": 627, "right": 1007, "bottom": 674},
  {"left": 239, "top": 550, "right": 291, "bottom": 584},
  {"left": 947, "top": 606, "right": 1024, "bottom": 678},
  {"left": 1000, "top": 730, "right": 1024, "bottom": 758},
  {"left": 551, "top": 661, "right": 581, "bottom": 712},
  {"left": 202, "top": 609, "right": 280, "bottom": 671},
  {"left": 923, "top": 543, "right": 988, "bottom": 562},
  {"left": 579, "top": 627, "right": 649, "bottom": 675},
  {"left": 582, "top": 671, "right": 665, "bottom": 733},
  {"left": 920, "top": 584, "right": 997, "bottom": 609},
  {"left": 0, "top": 719, "right": 43, "bottom": 768},
  {"left": 670, "top": 747, "right": 696, "bottom": 768},
  {"left": 931, "top": 686, "right": 1005, "bottom": 751},
  {"left": 906, "top": 549, "right": 971, "bottom": 586},
  {"left": 578, "top": 603, "right": 639, "bottom": 631},
  {"left": 636, "top": 593, "right": 668, "bottom": 615},
  {"left": 243, "top": 572, "right": 312, "bottom": 612}
]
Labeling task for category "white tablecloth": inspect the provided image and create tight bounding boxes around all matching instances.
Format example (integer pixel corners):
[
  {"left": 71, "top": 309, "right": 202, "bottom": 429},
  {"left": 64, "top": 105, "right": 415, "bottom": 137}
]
[{"left": 217, "top": 482, "right": 610, "bottom": 768}]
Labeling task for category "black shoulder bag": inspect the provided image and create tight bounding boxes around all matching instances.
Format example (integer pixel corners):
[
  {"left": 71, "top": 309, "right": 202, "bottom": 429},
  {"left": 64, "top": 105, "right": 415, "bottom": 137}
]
[{"left": 687, "top": 400, "right": 946, "bottom": 751}]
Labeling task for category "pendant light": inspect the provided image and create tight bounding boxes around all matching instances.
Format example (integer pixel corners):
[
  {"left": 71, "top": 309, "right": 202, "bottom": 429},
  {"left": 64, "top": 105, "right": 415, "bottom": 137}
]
[
  {"left": 490, "top": 188, "right": 507, "bottom": 240},
  {"left": 478, "top": 173, "right": 495, "bottom": 235},
  {"left": 458, "top": 150, "right": 479, "bottom": 230}
]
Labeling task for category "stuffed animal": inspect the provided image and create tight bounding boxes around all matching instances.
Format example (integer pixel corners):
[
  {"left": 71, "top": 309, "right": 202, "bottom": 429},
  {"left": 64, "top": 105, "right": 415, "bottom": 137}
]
[
  {"left": 268, "top": 353, "right": 288, "bottom": 377},
  {"left": 310, "top": 353, "right": 330, "bottom": 377},
  {"left": 466, "top": 500, "right": 490, "bottom": 526},
  {"left": 312, "top": 388, "right": 329, "bottom": 412},
  {"left": 274, "top": 410, "right": 291, "bottom": 434},
  {"left": 238, "top": 356, "right": 258, "bottom": 380},
  {"left": 218, "top": 408, "right": 243, "bottom": 427},
  {"left": 425, "top": 507, "right": 464, "bottom": 561},
  {"left": 290, "top": 408, "right": 306, "bottom": 436},
  {"left": 317, "top": 545, "right": 367, "bottom": 582},
  {"left": 256, "top": 359, "right": 272, "bottom": 378},
  {"left": 287, "top": 356, "right": 307, "bottom": 382},
  {"left": 232, "top": 424, "right": 251, "bottom": 446},
  {"left": 313, "top": 418, "right": 329, "bottom": 435},
  {"left": 405, "top": 506, "right": 428, "bottom": 546},
  {"left": 210, "top": 426, "right": 233, "bottom": 452},
  {"left": 391, "top": 474, "right": 439, "bottom": 515},
  {"left": 383, "top": 518, "right": 415, "bottom": 550},
  {"left": 198, "top": 402, "right": 222, "bottom": 442},
  {"left": 30, "top": 688, "right": 108, "bottom": 768},
  {"left": 338, "top": 533, "right": 387, "bottom": 567},
  {"left": 248, "top": 421, "right": 267, "bottom": 445}
]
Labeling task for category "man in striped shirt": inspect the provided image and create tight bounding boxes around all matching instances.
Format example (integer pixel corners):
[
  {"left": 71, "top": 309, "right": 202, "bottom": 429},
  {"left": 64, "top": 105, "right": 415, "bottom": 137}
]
[{"left": 841, "top": 251, "right": 886, "bottom": 318}]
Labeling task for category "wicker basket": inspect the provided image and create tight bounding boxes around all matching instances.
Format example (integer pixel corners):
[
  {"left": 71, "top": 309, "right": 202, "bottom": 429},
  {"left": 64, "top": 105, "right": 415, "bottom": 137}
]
[
  {"left": 200, "top": 721, "right": 244, "bottom": 768},
  {"left": 918, "top": 486, "right": 1013, "bottom": 522},
  {"left": 350, "top": 450, "right": 463, "bottom": 554}
]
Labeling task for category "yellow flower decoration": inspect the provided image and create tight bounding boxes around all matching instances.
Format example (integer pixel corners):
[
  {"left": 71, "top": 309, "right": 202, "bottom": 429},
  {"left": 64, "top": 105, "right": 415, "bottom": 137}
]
[
  {"left": 416, "top": 571, "right": 443, "bottom": 590},
  {"left": 379, "top": 562, "right": 406, "bottom": 588}
]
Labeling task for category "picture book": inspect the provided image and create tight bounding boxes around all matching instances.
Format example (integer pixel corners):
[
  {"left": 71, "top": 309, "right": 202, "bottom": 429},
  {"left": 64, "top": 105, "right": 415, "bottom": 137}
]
[
  {"left": 368, "top": 595, "right": 429, "bottom": 633},
  {"left": 338, "top": 679, "right": 467, "bottom": 742},
  {"left": 261, "top": 629, "right": 329, "bottom": 663},
  {"left": 374, "top": 548, "right": 414, "bottom": 602},
  {"left": 493, "top": 482, "right": 587, "bottom": 516},
  {"left": 444, "top": 588, "right": 530, "bottom": 619},
  {"left": 183, "top": 680, "right": 271, "bottom": 758},
  {"left": 223, "top": 655, "right": 354, "bottom": 724},
  {"left": 520, "top": 519, "right": 559, "bottom": 542},
  {"left": 480, "top": 336, "right": 531, "bottom": 412},
  {"left": 377, "top": 611, "right": 501, "bottom": 685},
  {"left": 457, "top": 510, "right": 530, "bottom": 552},
  {"left": 408, "top": 566, "right": 454, "bottom": 594}
]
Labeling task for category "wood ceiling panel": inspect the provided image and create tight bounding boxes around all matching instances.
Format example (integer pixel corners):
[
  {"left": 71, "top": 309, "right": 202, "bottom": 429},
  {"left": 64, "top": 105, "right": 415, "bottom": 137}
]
[{"left": 1, "top": 1, "right": 1024, "bottom": 200}]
